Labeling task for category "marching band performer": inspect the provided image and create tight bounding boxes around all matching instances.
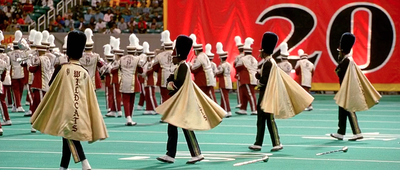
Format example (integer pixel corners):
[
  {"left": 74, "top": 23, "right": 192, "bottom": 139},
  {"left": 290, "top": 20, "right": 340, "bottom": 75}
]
[
  {"left": 136, "top": 37, "right": 147, "bottom": 110},
  {"left": 101, "top": 44, "right": 115, "bottom": 116},
  {"left": 24, "top": 29, "right": 37, "bottom": 106},
  {"left": 105, "top": 37, "right": 122, "bottom": 118},
  {"left": 80, "top": 29, "right": 105, "bottom": 90},
  {"left": 8, "top": 30, "right": 26, "bottom": 113},
  {"left": 205, "top": 44, "right": 217, "bottom": 102},
  {"left": 277, "top": 43, "right": 292, "bottom": 75},
  {"left": 27, "top": 32, "right": 52, "bottom": 133},
  {"left": 156, "top": 35, "right": 226, "bottom": 164},
  {"left": 295, "top": 49, "right": 315, "bottom": 111},
  {"left": 215, "top": 42, "right": 232, "bottom": 117},
  {"left": 0, "top": 31, "right": 11, "bottom": 127},
  {"left": 234, "top": 36, "right": 244, "bottom": 108},
  {"left": 190, "top": 34, "right": 216, "bottom": 99},
  {"left": 235, "top": 37, "right": 257, "bottom": 115},
  {"left": 249, "top": 32, "right": 314, "bottom": 152},
  {"left": 31, "top": 30, "right": 108, "bottom": 170},
  {"left": 111, "top": 37, "right": 143, "bottom": 126},
  {"left": 331, "top": 32, "right": 381, "bottom": 141},
  {"left": 143, "top": 44, "right": 158, "bottom": 115}
]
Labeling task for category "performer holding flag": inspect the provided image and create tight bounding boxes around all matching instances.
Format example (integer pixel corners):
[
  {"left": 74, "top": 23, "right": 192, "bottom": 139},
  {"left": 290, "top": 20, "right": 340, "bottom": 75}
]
[{"left": 330, "top": 32, "right": 381, "bottom": 141}]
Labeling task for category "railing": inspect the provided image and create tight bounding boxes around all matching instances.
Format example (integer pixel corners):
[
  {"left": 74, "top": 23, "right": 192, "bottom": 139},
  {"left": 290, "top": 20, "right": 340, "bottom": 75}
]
[
  {"left": 56, "top": 1, "right": 64, "bottom": 16},
  {"left": 65, "top": 0, "right": 73, "bottom": 11},
  {"left": 47, "top": 8, "right": 55, "bottom": 29},
  {"left": 38, "top": 14, "right": 46, "bottom": 31}
]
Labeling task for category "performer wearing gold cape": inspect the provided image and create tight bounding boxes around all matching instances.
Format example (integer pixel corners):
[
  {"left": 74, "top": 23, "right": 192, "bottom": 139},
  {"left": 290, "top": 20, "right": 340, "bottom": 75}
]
[
  {"left": 156, "top": 35, "right": 226, "bottom": 164},
  {"left": 330, "top": 33, "right": 381, "bottom": 141},
  {"left": 30, "top": 31, "right": 108, "bottom": 170},
  {"left": 249, "top": 32, "right": 314, "bottom": 152}
]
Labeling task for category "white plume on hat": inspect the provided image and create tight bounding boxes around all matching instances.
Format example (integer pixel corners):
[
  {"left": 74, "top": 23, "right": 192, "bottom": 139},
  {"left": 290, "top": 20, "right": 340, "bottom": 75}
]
[
  {"left": 84, "top": 28, "right": 94, "bottom": 45},
  {"left": 63, "top": 35, "right": 68, "bottom": 49},
  {"left": 52, "top": 48, "right": 60, "bottom": 53},
  {"left": 129, "top": 33, "right": 137, "bottom": 46},
  {"left": 41, "top": 30, "right": 49, "bottom": 43},
  {"left": 160, "top": 31, "right": 165, "bottom": 41},
  {"left": 234, "top": 36, "right": 243, "bottom": 46},
  {"left": 135, "top": 37, "right": 143, "bottom": 50},
  {"left": 205, "top": 44, "right": 214, "bottom": 56},
  {"left": 112, "top": 37, "right": 121, "bottom": 50},
  {"left": 0, "top": 30, "right": 4, "bottom": 42},
  {"left": 243, "top": 37, "right": 254, "bottom": 49},
  {"left": 143, "top": 41, "right": 150, "bottom": 53},
  {"left": 34, "top": 32, "right": 43, "bottom": 46},
  {"left": 14, "top": 30, "right": 23, "bottom": 43},
  {"left": 216, "top": 42, "right": 227, "bottom": 55},
  {"left": 298, "top": 49, "right": 304, "bottom": 56},
  {"left": 48, "top": 35, "right": 56, "bottom": 47},
  {"left": 103, "top": 44, "right": 112, "bottom": 56},
  {"left": 280, "top": 42, "right": 289, "bottom": 56},
  {"left": 190, "top": 34, "right": 198, "bottom": 46},
  {"left": 29, "top": 29, "right": 37, "bottom": 42},
  {"left": 163, "top": 30, "right": 172, "bottom": 45},
  {"left": 110, "top": 36, "right": 117, "bottom": 49}
]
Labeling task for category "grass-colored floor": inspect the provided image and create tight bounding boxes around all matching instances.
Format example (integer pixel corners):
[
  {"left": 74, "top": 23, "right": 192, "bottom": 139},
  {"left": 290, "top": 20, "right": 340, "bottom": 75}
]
[{"left": 0, "top": 91, "right": 399, "bottom": 170}]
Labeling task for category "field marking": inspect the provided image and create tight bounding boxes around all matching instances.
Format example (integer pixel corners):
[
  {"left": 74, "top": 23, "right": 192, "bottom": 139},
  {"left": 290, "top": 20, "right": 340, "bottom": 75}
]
[{"left": 1, "top": 139, "right": 400, "bottom": 150}]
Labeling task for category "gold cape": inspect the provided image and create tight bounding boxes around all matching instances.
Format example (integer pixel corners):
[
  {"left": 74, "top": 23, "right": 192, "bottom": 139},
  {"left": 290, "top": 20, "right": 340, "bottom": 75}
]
[
  {"left": 260, "top": 58, "right": 314, "bottom": 119},
  {"left": 334, "top": 57, "right": 381, "bottom": 112},
  {"left": 30, "top": 62, "right": 109, "bottom": 143},
  {"left": 155, "top": 62, "right": 226, "bottom": 131}
]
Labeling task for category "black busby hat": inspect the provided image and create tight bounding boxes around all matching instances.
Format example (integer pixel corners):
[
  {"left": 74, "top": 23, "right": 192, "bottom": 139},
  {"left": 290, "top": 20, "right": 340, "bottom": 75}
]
[
  {"left": 172, "top": 35, "right": 193, "bottom": 60},
  {"left": 339, "top": 32, "right": 355, "bottom": 54},
  {"left": 67, "top": 30, "right": 87, "bottom": 60},
  {"left": 260, "top": 32, "right": 278, "bottom": 55}
]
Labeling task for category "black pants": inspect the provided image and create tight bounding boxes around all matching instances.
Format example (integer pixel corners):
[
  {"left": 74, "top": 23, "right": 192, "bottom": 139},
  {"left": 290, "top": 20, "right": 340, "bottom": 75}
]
[
  {"left": 337, "top": 106, "right": 361, "bottom": 135},
  {"left": 166, "top": 124, "right": 201, "bottom": 158},
  {"left": 60, "top": 138, "right": 86, "bottom": 168},
  {"left": 254, "top": 104, "right": 281, "bottom": 147}
]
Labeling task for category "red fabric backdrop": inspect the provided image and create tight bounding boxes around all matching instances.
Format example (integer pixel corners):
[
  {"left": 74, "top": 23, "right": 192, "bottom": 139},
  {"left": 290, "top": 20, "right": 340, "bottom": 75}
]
[{"left": 166, "top": 0, "right": 400, "bottom": 91}]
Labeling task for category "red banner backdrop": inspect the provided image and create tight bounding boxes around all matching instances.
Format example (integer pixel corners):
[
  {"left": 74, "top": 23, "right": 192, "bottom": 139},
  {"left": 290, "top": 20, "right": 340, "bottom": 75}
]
[{"left": 165, "top": 0, "right": 400, "bottom": 91}]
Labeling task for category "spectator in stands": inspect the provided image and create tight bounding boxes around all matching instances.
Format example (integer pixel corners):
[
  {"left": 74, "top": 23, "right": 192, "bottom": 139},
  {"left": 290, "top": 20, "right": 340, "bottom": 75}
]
[
  {"left": 103, "top": 9, "right": 113, "bottom": 23},
  {"left": 94, "top": 9, "right": 104, "bottom": 22},
  {"left": 56, "top": 14, "right": 65, "bottom": 27},
  {"left": 99, "top": 1, "right": 109, "bottom": 13},
  {"left": 114, "top": 10, "right": 122, "bottom": 22},
  {"left": 13, "top": 2, "right": 23, "bottom": 18},
  {"left": 16, "top": 14, "right": 24, "bottom": 25},
  {"left": 64, "top": 9, "right": 73, "bottom": 19},
  {"left": 131, "top": 2, "right": 142, "bottom": 15},
  {"left": 107, "top": 15, "right": 115, "bottom": 29},
  {"left": 111, "top": 23, "right": 121, "bottom": 34},
  {"left": 143, "top": 13, "right": 151, "bottom": 22},
  {"left": 47, "top": 24, "right": 55, "bottom": 32},
  {"left": 150, "top": 18, "right": 160, "bottom": 30},
  {"left": 78, "top": 17, "right": 86, "bottom": 31},
  {"left": 95, "top": 18, "right": 106, "bottom": 33},
  {"left": 128, "top": 17, "right": 137, "bottom": 33},
  {"left": 142, "top": 2, "right": 151, "bottom": 14},
  {"left": 72, "top": 6, "right": 84, "bottom": 20},
  {"left": 23, "top": 1, "right": 34, "bottom": 13},
  {"left": 153, "top": 12, "right": 162, "bottom": 22},
  {"left": 91, "top": 0, "right": 101, "bottom": 8},
  {"left": 152, "top": 1, "right": 162, "bottom": 13},
  {"left": 64, "top": 15, "right": 74, "bottom": 29},
  {"left": 84, "top": 8, "right": 93, "bottom": 24},
  {"left": 3, "top": 3, "right": 13, "bottom": 18},
  {"left": 22, "top": 12, "right": 33, "bottom": 25},
  {"left": 57, "top": 23, "right": 65, "bottom": 32},
  {"left": 117, "top": 18, "right": 127, "bottom": 31},
  {"left": 88, "top": 17, "right": 96, "bottom": 30},
  {"left": 137, "top": 16, "right": 147, "bottom": 34}
]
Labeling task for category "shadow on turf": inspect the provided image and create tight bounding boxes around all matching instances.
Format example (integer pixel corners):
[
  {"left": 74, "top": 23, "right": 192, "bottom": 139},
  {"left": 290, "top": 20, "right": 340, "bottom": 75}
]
[
  {"left": 135, "top": 163, "right": 201, "bottom": 170},
  {"left": 0, "top": 132, "right": 36, "bottom": 138}
]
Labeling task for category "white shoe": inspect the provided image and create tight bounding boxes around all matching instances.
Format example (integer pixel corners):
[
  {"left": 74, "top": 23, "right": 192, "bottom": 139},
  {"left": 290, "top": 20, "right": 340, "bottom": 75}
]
[
  {"left": 225, "top": 112, "right": 232, "bottom": 118},
  {"left": 248, "top": 145, "right": 262, "bottom": 151},
  {"left": 125, "top": 116, "right": 137, "bottom": 126},
  {"left": 1, "top": 120, "right": 12, "bottom": 126},
  {"left": 348, "top": 134, "right": 363, "bottom": 141},
  {"left": 11, "top": 106, "right": 16, "bottom": 112},
  {"left": 271, "top": 144, "right": 283, "bottom": 152},
  {"left": 143, "top": 110, "right": 156, "bottom": 115},
  {"left": 0, "top": 128, "right": 3, "bottom": 136},
  {"left": 105, "top": 111, "right": 116, "bottom": 117},
  {"left": 25, "top": 101, "right": 30, "bottom": 106},
  {"left": 31, "top": 127, "right": 37, "bottom": 133},
  {"left": 136, "top": 105, "right": 143, "bottom": 110},
  {"left": 235, "top": 104, "right": 242, "bottom": 108},
  {"left": 308, "top": 106, "right": 313, "bottom": 111},
  {"left": 24, "top": 110, "right": 32, "bottom": 117},
  {"left": 16, "top": 107, "right": 25, "bottom": 112},
  {"left": 117, "top": 111, "right": 122, "bottom": 117},
  {"left": 330, "top": 133, "right": 344, "bottom": 140},
  {"left": 235, "top": 110, "right": 247, "bottom": 115},
  {"left": 157, "top": 155, "right": 175, "bottom": 163},
  {"left": 251, "top": 111, "right": 257, "bottom": 115},
  {"left": 186, "top": 155, "right": 204, "bottom": 164},
  {"left": 81, "top": 159, "right": 91, "bottom": 170}
]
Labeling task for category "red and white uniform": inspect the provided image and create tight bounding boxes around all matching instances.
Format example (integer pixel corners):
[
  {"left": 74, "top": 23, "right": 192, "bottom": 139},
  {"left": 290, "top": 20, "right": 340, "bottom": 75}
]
[
  {"left": 191, "top": 52, "right": 216, "bottom": 100},
  {"left": 0, "top": 53, "right": 12, "bottom": 107},
  {"left": 112, "top": 55, "right": 142, "bottom": 118},
  {"left": 234, "top": 53, "right": 244, "bottom": 106},
  {"left": 149, "top": 50, "right": 175, "bottom": 103},
  {"left": 277, "top": 60, "right": 293, "bottom": 75},
  {"left": 235, "top": 54, "right": 257, "bottom": 113},
  {"left": 216, "top": 61, "right": 232, "bottom": 113},
  {"left": 137, "top": 53, "right": 147, "bottom": 108},
  {"left": 29, "top": 54, "right": 52, "bottom": 115},
  {"left": 103, "top": 62, "right": 114, "bottom": 113},
  {"left": 143, "top": 59, "right": 158, "bottom": 113},
  {"left": 295, "top": 58, "right": 314, "bottom": 90},
  {"left": 209, "top": 61, "right": 218, "bottom": 102},
  {"left": 79, "top": 51, "right": 105, "bottom": 89},
  {"left": 0, "top": 58, "right": 10, "bottom": 122},
  {"left": 7, "top": 49, "right": 26, "bottom": 109},
  {"left": 45, "top": 52, "right": 56, "bottom": 75}
]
